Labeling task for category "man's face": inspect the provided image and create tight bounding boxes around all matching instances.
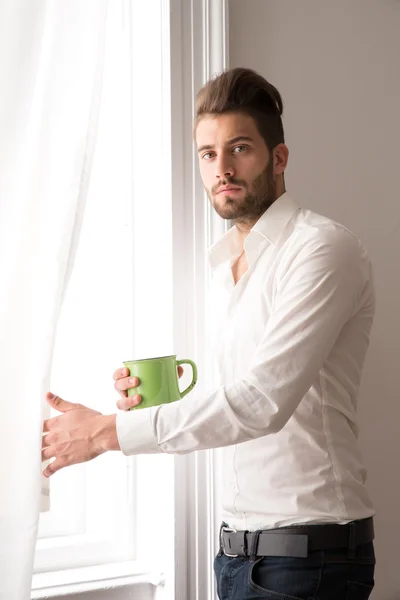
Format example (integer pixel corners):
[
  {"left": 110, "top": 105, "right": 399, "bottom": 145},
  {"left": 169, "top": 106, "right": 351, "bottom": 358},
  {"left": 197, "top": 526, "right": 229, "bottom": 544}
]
[{"left": 196, "top": 112, "right": 277, "bottom": 222}]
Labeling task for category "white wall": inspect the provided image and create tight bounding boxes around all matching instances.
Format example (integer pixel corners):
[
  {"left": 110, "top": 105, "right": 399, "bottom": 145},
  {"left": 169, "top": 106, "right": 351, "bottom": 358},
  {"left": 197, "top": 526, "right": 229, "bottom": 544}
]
[{"left": 229, "top": 1, "right": 400, "bottom": 599}]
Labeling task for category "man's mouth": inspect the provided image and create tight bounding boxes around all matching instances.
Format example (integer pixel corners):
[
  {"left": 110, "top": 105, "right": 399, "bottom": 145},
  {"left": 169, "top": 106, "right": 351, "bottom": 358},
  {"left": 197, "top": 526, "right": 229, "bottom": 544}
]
[{"left": 216, "top": 186, "right": 242, "bottom": 195}]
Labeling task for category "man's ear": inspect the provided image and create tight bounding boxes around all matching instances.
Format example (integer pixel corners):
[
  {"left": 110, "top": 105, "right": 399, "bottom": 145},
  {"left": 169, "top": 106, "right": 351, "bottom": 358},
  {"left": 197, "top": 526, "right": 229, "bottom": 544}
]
[{"left": 273, "top": 143, "right": 289, "bottom": 176}]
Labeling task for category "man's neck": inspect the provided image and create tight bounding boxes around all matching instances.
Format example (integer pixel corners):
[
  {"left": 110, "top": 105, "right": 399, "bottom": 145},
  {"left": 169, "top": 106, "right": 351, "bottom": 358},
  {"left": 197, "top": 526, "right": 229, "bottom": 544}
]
[
  {"left": 234, "top": 188, "right": 286, "bottom": 244},
  {"left": 235, "top": 219, "right": 256, "bottom": 243}
]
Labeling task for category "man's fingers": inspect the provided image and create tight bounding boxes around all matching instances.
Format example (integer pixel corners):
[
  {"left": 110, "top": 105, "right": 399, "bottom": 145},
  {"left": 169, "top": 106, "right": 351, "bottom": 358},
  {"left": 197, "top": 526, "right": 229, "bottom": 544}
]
[
  {"left": 114, "top": 376, "right": 139, "bottom": 393},
  {"left": 43, "top": 393, "right": 79, "bottom": 432},
  {"left": 116, "top": 394, "right": 142, "bottom": 411},
  {"left": 46, "top": 392, "right": 78, "bottom": 413},
  {"left": 42, "top": 431, "right": 53, "bottom": 449},
  {"left": 42, "top": 444, "right": 55, "bottom": 461},
  {"left": 42, "top": 430, "right": 63, "bottom": 448},
  {"left": 177, "top": 366, "right": 184, "bottom": 379},
  {"left": 43, "top": 419, "right": 51, "bottom": 433},
  {"left": 116, "top": 398, "right": 128, "bottom": 410},
  {"left": 42, "top": 416, "right": 61, "bottom": 433},
  {"left": 43, "top": 457, "right": 67, "bottom": 478},
  {"left": 41, "top": 439, "right": 68, "bottom": 477},
  {"left": 113, "top": 367, "right": 129, "bottom": 381}
]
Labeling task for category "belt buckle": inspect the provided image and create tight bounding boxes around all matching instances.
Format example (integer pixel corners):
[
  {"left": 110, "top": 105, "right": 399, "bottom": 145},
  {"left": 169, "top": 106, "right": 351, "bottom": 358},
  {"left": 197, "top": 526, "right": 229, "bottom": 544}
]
[{"left": 221, "top": 526, "right": 239, "bottom": 557}]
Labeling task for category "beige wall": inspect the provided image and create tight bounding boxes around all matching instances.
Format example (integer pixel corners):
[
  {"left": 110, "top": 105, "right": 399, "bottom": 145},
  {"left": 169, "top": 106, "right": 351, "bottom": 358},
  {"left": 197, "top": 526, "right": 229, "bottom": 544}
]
[{"left": 229, "top": 1, "right": 400, "bottom": 598}]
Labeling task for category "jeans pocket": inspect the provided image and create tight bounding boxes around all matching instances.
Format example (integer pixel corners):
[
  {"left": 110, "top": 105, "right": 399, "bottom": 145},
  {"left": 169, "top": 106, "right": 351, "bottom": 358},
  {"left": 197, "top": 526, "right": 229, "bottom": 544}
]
[
  {"left": 346, "top": 580, "right": 374, "bottom": 600},
  {"left": 248, "top": 557, "right": 318, "bottom": 600}
]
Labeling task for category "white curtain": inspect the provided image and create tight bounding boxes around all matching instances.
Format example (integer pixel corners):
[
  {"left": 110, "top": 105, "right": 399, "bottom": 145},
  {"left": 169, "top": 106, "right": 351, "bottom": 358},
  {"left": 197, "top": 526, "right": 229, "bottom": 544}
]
[{"left": 0, "top": 1, "right": 107, "bottom": 598}]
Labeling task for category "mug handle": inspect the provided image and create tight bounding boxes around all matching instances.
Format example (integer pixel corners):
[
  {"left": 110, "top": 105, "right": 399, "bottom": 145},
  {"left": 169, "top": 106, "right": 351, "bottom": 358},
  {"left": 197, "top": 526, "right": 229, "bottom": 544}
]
[{"left": 176, "top": 359, "right": 198, "bottom": 399}]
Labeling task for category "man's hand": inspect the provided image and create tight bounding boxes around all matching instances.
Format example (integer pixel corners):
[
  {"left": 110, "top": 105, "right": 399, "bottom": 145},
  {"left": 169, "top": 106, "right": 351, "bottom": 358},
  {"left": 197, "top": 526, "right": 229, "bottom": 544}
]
[
  {"left": 113, "top": 366, "right": 184, "bottom": 411},
  {"left": 42, "top": 393, "right": 119, "bottom": 478}
]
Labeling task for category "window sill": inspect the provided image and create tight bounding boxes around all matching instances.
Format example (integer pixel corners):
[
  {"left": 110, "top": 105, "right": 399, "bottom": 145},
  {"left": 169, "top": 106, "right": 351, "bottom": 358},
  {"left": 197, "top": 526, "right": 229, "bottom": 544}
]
[{"left": 31, "top": 561, "right": 164, "bottom": 598}]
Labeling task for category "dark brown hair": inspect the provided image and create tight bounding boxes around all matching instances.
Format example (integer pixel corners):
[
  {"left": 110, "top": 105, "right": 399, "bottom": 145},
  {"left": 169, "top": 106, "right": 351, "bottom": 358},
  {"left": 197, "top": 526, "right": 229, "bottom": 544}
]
[{"left": 195, "top": 67, "right": 285, "bottom": 151}]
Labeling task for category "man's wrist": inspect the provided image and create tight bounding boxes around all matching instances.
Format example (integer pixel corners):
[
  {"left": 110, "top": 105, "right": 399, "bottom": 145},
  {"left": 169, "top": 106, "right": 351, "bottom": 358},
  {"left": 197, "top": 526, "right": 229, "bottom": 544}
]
[{"left": 93, "top": 414, "right": 120, "bottom": 452}]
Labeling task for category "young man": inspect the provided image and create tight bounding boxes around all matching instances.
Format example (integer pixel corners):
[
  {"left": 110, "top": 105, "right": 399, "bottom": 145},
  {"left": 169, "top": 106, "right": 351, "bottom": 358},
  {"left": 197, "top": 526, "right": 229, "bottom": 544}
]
[{"left": 42, "top": 68, "right": 376, "bottom": 599}]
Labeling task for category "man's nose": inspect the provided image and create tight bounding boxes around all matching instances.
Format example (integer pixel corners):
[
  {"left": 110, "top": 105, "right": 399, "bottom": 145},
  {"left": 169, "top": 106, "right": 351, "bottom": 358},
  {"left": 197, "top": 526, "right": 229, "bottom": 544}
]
[{"left": 216, "top": 154, "right": 235, "bottom": 179}]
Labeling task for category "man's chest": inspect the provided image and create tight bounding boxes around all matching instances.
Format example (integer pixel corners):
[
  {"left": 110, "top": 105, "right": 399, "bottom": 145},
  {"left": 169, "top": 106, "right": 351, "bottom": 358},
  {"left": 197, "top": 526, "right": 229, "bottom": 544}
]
[
  {"left": 209, "top": 251, "right": 278, "bottom": 380},
  {"left": 231, "top": 253, "right": 248, "bottom": 285}
]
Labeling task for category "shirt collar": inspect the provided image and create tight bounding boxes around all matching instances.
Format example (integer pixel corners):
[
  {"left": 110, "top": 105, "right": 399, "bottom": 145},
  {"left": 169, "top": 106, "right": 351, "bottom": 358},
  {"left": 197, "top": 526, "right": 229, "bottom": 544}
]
[{"left": 208, "top": 192, "right": 299, "bottom": 271}]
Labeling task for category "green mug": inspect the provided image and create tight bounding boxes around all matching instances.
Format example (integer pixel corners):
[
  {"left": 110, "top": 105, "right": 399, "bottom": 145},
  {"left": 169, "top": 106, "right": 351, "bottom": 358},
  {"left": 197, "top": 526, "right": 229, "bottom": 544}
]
[{"left": 123, "top": 354, "right": 198, "bottom": 410}]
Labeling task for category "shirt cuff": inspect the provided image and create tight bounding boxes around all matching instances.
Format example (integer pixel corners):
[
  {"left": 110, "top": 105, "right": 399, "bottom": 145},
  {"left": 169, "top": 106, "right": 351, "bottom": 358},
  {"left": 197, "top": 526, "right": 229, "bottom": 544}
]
[{"left": 116, "top": 407, "right": 162, "bottom": 455}]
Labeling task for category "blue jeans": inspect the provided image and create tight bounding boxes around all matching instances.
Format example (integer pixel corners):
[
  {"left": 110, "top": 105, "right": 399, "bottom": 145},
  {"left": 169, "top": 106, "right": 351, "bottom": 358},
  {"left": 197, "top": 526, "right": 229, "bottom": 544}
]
[{"left": 214, "top": 542, "right": 375, "bottom": 599}]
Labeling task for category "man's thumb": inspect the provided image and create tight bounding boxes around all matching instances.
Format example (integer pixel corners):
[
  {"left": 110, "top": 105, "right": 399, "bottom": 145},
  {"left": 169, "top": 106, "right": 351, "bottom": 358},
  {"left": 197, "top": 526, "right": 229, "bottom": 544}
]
[{"left": 46, "top": 392, "right": 76, "bottom": 413}]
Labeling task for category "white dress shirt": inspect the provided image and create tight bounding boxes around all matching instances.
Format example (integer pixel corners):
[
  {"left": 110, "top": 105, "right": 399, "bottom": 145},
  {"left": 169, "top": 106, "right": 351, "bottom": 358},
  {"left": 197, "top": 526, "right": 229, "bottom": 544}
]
[{"left": 117, "top": 193, "right": 375, "bottom": 531}]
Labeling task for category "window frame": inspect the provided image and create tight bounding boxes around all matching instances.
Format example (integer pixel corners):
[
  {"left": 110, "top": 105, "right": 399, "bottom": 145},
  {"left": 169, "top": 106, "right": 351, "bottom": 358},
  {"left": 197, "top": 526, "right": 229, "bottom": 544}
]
[
  {"left": 32, "top": 1, "right": 229, "bottom": 597},
  {"left": 168, "top": 1, "right": 229, "bottom": 598}
]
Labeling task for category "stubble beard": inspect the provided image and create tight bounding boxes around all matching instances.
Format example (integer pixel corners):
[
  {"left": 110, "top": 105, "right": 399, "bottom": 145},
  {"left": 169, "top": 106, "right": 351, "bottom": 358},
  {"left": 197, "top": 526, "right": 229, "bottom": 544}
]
[{"left": 207, "top": 161, "right": 277, "bottom": 225}]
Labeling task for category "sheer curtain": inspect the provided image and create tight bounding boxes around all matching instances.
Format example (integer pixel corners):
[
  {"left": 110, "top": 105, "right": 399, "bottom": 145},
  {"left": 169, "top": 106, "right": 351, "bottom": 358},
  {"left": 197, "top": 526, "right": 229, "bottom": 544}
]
[{"left": 0, "top": 1, "right": 107, "bottom": 598}]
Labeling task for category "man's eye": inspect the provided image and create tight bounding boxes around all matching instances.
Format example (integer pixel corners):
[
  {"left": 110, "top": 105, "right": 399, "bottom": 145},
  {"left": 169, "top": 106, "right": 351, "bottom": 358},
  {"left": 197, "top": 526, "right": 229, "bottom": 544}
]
[
  {"left": 233, "top": 145, "right": 247, "bottom": 153},
  {"left": 202, "top": 152, "right": 215, "bottom": 160}
]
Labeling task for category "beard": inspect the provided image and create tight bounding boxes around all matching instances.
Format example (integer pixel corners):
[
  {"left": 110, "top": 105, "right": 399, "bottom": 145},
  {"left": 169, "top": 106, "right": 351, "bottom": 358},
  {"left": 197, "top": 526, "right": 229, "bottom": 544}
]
[{"left": 207, "top": 160, "right": 277, "bottom": 223}]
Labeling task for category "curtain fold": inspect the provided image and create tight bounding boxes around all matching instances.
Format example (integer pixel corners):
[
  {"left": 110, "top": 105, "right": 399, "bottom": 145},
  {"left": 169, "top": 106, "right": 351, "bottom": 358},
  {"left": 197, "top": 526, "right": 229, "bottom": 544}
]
[{"left": 0, "top": 1, "right": 108, "bottom": 598}]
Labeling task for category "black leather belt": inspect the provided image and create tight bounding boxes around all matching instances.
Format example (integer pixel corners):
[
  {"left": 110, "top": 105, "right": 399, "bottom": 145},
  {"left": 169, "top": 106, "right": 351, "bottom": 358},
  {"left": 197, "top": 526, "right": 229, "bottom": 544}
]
[{"left": 220, "top": 517, "right": 374, "bottom": 558}]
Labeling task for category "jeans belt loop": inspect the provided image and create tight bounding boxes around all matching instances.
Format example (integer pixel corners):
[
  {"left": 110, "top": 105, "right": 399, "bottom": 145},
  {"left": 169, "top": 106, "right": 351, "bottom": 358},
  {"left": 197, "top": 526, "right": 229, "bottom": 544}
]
[
  {"left": 237, "top": 530, "right": 248, "bottom": 556},
  {"left": 249, "top": 530, "right": 262, "bottom": 563},
  {"left": 348, "top": 521, "right": 357, "bottom": 559}
]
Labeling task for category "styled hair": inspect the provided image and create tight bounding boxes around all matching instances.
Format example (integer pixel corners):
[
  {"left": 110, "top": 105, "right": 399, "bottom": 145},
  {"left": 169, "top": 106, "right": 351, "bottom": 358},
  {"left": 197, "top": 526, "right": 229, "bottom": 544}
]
[{"left": 195, "top": 67, "right": 285, "bottom": 151}]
